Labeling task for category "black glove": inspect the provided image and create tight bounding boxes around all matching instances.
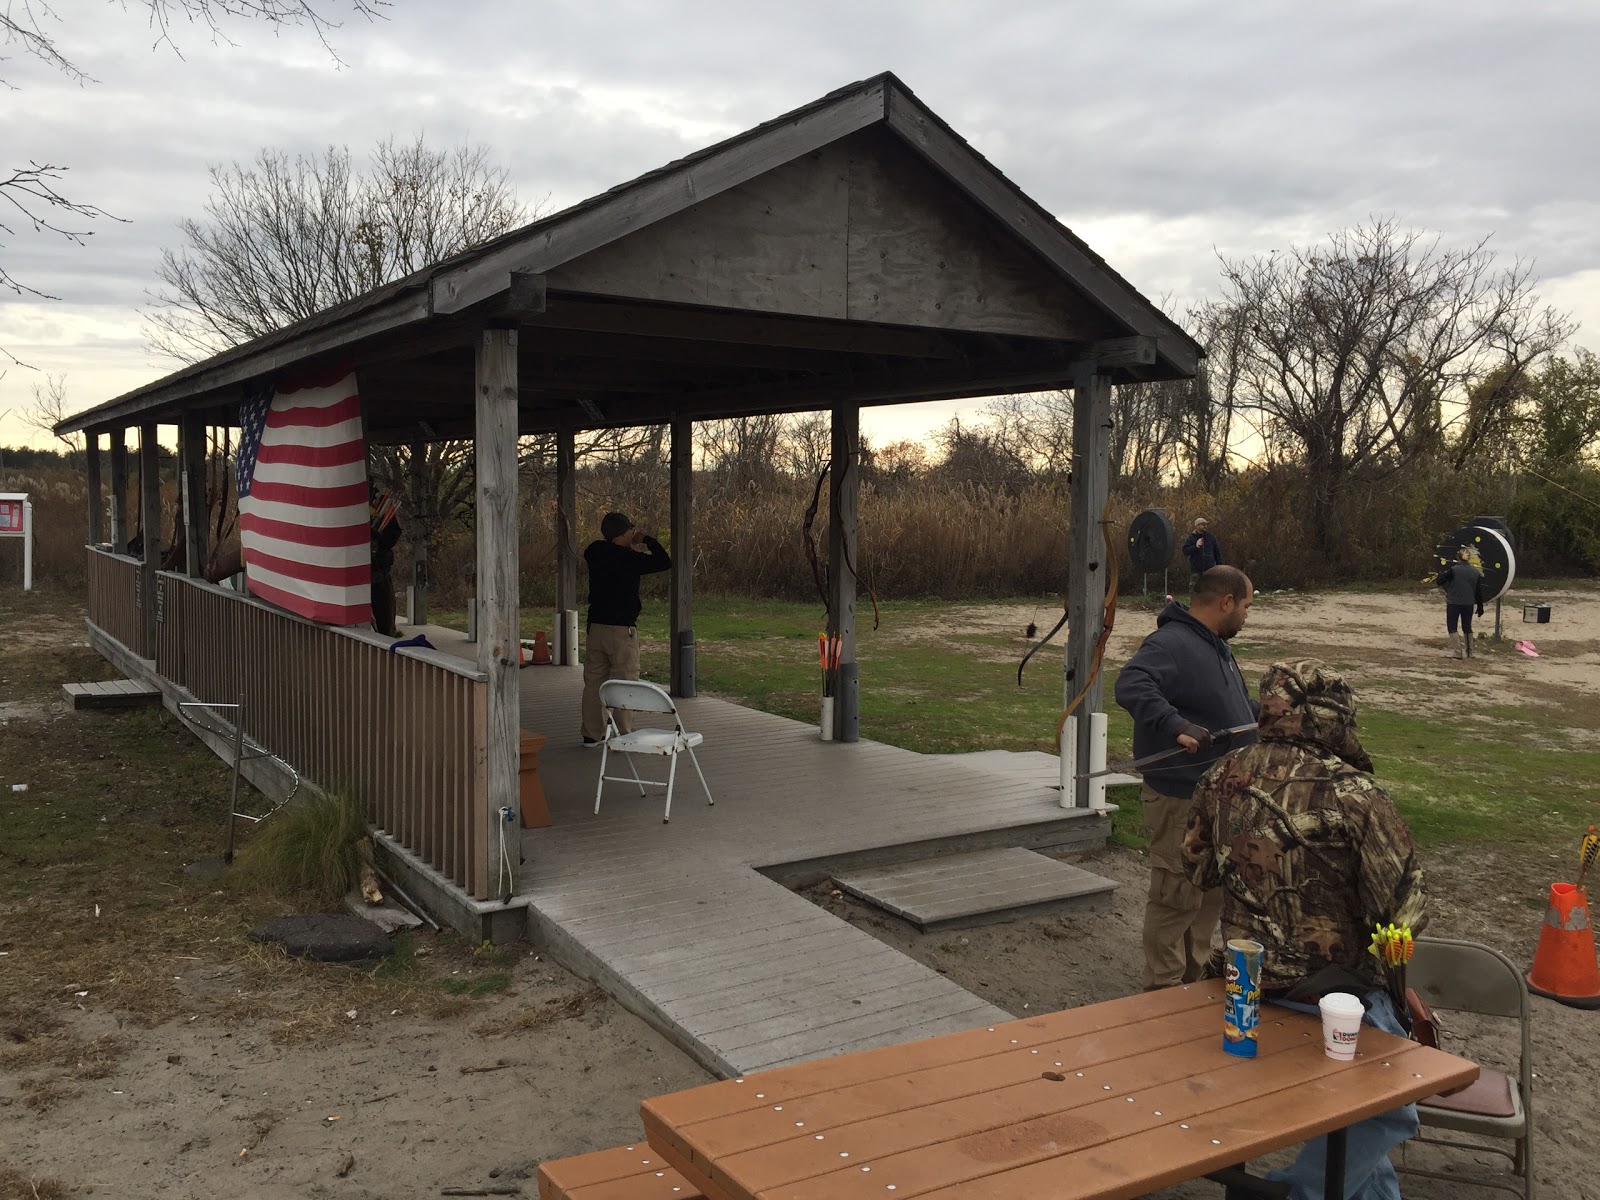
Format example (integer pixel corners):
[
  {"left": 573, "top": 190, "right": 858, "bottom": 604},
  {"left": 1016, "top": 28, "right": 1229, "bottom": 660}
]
[
  {"left": 1177, "top": 721, "right": 1213, "bottom": 754},
  {"left": 1476, "top": 605, "right": 1484, "bottom": 617}
]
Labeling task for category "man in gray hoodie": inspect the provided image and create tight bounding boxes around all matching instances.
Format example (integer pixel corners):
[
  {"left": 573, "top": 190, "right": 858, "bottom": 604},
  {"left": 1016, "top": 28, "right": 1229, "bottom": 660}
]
[{"left": 1114, "top": 565, "right": 1260, "bottom": 990}]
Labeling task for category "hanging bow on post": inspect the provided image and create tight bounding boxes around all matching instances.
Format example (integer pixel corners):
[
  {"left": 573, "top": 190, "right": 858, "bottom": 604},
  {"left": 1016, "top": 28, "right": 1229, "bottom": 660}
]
[{"left": 1056, "top": 502, "right": 1120, "bottom": 741}]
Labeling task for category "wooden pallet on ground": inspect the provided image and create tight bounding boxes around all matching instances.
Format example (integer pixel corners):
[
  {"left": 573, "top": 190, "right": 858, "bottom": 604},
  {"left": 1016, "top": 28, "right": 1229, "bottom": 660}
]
[{"left": 62, "top": 679, "right": 162, "bottom": 710}]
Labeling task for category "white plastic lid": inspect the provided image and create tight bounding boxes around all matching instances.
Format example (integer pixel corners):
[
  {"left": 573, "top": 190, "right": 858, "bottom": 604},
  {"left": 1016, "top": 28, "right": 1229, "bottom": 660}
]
[{"left": 1319, "top": 992, "right": 1365, "bottom": 1016}]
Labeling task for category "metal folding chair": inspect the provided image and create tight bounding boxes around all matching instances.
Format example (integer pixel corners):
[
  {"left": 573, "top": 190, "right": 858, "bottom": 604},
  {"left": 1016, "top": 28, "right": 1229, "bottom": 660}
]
[{"left": 593, "top": 679, "right": 713, "bottom": 824}]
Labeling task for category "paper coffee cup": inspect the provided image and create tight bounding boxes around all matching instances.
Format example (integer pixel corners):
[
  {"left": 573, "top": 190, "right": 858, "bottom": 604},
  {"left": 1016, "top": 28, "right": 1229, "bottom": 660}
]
[{"left": 1319, "top": 992, "right": 1365, "bottom": 1060}]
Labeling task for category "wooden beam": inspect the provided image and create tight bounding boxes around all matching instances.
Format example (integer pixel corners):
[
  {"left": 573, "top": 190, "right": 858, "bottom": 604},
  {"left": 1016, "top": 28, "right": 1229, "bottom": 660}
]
[
  {"left": 138, "top": 423, "right": 161, "bottom": 657},
  {"left": 828, "top": 403, "right": 860, "bottom": 743},
  {"left": 1065, "top": 365, "right": 1112, "bottom": 808},
  {"left": 517, "top": 326, "right": 867, "bottom": 373},
  {"left": 109, "top": 431, "right": 129, "bottom": 549},
  {"left": 669, "top": 417, "right": 695, "bottom": 697},
  {"left": 884, "top": 88, "right": 1201, "bottom": 379},
  {"left": 554, "top": 418, "right": 579, "bottom": 666},
  {"left": 430, "top": 81, "right": 890, "bottom": 314},
  {"left": 408, "top": 441, "right": 429, "bottom": 626},
  {"left": 474, "top": 328, "right": 520, "bottom": 899},
  {"left": 530, "top": 294, "right": 965, "bottom": 360},
  {"left": 58, "top": 288, "right": 434, "bottom": 435},
  {"left": 84, "top": 431, "right": 103, "bottom": 545},
  {"left": 179, "top": 412, "right": 207, "bottom": 577}
]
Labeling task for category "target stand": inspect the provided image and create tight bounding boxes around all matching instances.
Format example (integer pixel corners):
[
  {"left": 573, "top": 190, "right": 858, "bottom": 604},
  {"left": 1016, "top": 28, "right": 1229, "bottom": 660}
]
[
  {"left": 1128, "top": 508, "right": 1174, "bottom": 597},
  {"left": 1432, "top": 520, "right": 1516, "bottom": 641}
]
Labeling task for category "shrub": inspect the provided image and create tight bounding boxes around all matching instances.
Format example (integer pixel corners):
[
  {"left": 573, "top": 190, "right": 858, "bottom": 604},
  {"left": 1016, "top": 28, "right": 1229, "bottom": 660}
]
[{"left": 231, "top": 792, "right": 367, "bottom": 904}]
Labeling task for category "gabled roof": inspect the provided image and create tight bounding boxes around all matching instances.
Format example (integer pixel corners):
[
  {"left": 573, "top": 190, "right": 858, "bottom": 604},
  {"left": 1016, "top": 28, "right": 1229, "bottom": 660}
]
[{"left": 59, "top": 72, "right": 1200, "bottom": 436}]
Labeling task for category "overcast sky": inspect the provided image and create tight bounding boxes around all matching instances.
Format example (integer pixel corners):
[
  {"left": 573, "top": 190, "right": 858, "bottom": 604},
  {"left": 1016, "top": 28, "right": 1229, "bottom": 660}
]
[{"left": 4, "top": 0, "right": 1598, "bottom": 448}]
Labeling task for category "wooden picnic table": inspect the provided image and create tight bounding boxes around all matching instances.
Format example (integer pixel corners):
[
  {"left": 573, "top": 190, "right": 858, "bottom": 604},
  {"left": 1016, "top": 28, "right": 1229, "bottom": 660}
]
[{"left": 641, "top": 979, "right": 1478, "bottom": 1200}]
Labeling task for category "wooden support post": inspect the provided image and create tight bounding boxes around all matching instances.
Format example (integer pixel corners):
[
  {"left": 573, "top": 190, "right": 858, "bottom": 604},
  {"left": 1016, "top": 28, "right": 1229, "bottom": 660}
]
[
  {"left": 84, "top": 431, "right": 103, "bottom": 545},
  {"left": 109, "top": 430, "right": 129, "bottom": 550},
  {"left": 828, "top": 403, "right": 860, "bottom": 743},
  {"left": 555, "top": 419, "right": 579, "bottom": 666},
  {"left": 669, "top": 416, "right": 695, "bottom": 697},
  {"left": 138, "top": 423, "right": 160, "bottom": 657},
  {"left": 1065, "top": 365, "right": 1113, "bottom": 808},
  {"left": 408, "top": 441, "right": 429, "bottom": 626},
  {"left": 475, "top": 329, "right": 520, "bottom": 899},
  {"left": 179, "top": 411, "right": 207, "bottom": 577}
]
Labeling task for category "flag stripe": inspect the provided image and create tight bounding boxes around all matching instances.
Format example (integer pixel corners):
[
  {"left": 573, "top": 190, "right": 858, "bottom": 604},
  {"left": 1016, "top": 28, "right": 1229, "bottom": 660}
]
[
  {"left": 247, "top": 573, "right": 372, "bottom": 626},
  {"left": 256, "top": 440, "right": 365, "bottom": 469},
  {"left": 244, "top": 526, "right": 374, "bottom": 569},
  {"left": 248, "top": 478, "right": 370, "bottom": 511},
  {"left": 240, "top": 510, "right": 370, "bottom": 549},
  {"left": 245, "top": 547, "right": 372, "bottom": 588},
  {"left": 266, "top": 391, "right": 361, "bottom": 427}
]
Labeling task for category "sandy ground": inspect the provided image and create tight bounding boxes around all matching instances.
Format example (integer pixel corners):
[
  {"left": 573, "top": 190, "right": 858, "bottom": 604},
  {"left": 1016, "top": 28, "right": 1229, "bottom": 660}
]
[{"left": 4, "top": 584, "right": 1597, "bottom": 1198}]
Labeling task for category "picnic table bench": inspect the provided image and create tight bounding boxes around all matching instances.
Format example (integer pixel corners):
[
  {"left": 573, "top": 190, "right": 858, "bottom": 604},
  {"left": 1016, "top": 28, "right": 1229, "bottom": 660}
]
[{"left": 541, "top": 979, "right": 1477, "bottom": 1200}]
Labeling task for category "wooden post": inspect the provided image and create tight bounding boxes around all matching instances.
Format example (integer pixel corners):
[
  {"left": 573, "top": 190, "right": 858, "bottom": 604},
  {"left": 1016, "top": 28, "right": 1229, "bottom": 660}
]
[
  {"left": 669, "top": 416, "right": 695, "bottom": 697},
  {"left": 554, "top": 418, "right": 579, "bottom": 666},
  {"left": 475, "top": 329, "right": 520, "bottom": 899},
  {"left": 408, "top": 441, "right": 429, "bottom": 626},
  {"left": 85, "top": 431, "right": 103, "bottom": 545},
  {"left": 1065, "top": 365, "right": 1113, "bottom": 808},
  {"left": 179, "top": 411, "right": 207, "bottom": 577},
  {"left": 109, "top": 430, "right": 129, "bottom": 550},
  {"left": 138, "top": 423, "right": 160, "bottom": 657},
  {"left": 828, "top": 403, "right": 860, "bottom": 742}
]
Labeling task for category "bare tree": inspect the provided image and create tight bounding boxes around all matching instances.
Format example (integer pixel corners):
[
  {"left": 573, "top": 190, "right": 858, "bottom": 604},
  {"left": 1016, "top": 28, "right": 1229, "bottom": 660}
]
[
  {"left": 3, "top": 0, "right": 382, "bottom": 365},
  {"left": 777, "top": 412, "right": 832, "bottom": 480},
  {"left": 1219, "top": 218, "right": 1573, "bottom": 550},
  {"left": 145, "top": 136, "right": 529, "bottom": 361},
  {"left": 22, "top": 372, "right": 80, "bottom": 449}
]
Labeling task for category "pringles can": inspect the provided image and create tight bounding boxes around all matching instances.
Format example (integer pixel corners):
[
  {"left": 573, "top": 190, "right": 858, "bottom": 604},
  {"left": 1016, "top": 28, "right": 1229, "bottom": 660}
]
[{"left": 1222, "top": 938, "right": 1263, "bottom": 1058}]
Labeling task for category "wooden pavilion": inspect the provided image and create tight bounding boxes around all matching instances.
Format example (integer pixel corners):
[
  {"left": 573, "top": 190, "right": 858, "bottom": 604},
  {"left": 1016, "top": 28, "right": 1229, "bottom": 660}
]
[{"left": 58, "top": 73, "right": 1199, "bottom": 931}]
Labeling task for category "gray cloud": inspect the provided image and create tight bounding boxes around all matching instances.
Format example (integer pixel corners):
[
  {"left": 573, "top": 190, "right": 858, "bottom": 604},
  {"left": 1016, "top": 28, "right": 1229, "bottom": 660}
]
[{"left": 3, "top": 0, "right": 1598, "bottom": 428}]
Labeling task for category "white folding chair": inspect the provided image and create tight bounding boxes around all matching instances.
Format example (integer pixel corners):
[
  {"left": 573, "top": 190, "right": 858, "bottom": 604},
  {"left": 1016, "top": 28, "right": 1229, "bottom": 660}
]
[{"left": 593, "top": 679, "right": 713, "bottom": 823}]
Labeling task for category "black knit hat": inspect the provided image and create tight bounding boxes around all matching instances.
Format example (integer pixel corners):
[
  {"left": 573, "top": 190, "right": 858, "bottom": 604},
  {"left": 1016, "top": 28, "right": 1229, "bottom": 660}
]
[{"left": 600, "top": 511, "right": 635, "bottom": 540}]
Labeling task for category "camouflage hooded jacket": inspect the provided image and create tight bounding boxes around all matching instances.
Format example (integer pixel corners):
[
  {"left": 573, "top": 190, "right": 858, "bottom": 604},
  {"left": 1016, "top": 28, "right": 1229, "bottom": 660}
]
[{"left": 1181, "top": 659, "right": 1427, "bottom": 996}]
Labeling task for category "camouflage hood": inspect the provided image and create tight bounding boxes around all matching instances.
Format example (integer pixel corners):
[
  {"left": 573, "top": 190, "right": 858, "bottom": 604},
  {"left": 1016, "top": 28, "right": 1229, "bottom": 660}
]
[{"left": 1256, "top": 659, "right": 1374, "bottom": 774}]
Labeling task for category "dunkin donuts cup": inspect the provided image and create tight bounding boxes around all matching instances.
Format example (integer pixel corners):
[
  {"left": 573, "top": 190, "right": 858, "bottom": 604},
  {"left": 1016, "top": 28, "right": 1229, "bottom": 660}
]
[{"left": 1319, "top": 992, "right": 1365, "bottom": 1061}]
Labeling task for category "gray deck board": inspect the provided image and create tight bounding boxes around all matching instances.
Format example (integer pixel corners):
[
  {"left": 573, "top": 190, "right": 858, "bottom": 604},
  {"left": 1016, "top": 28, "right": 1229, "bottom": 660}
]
[
  {"left": 418, "top": 626, "right": 1109, "bottom": 1077},
  {"left": 834, "top": 846, "right": 1118, "bottom": 930},
  {"left": 63, "top": 679, "right": 162, "bottom": 710}
]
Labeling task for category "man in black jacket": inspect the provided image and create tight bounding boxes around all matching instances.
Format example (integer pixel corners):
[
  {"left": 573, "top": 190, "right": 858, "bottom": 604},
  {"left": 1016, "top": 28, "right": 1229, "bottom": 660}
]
[
  {"left": 1114, "top": 565, "right": 1259, "bottom": 990},
  {"left": 581, "top": 511, "right": 672, "bottom": 745},
  {"left": 1180, "top": 517, "right": 1222, "bottom": 591}
]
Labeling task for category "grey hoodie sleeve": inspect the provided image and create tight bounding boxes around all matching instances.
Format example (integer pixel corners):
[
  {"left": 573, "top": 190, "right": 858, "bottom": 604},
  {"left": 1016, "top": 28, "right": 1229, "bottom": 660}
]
[{"left": 1113, "top": 642, "right": 1189, "bottom": 743}]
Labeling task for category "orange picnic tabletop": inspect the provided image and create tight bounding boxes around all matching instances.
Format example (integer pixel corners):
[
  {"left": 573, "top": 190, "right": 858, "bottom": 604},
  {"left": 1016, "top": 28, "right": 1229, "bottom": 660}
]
[{"left": 640, "top": 979, "right": 1477, "bottom": 1200}]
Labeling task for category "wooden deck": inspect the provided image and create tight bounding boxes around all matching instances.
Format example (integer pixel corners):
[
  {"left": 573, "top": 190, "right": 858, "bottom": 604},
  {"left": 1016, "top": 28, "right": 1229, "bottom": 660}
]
[
  {"left": 62, "top": 678, "right": 162, "bottom": 709},
  {"left": 427, "top": 626, "right": 1114, "bottom": 1081}
]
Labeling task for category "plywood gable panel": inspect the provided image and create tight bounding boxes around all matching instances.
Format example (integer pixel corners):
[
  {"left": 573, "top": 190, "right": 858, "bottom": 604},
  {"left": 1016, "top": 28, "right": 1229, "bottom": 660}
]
[{"left": 547, "top": 132, "right": 1113, "bottom": 341}]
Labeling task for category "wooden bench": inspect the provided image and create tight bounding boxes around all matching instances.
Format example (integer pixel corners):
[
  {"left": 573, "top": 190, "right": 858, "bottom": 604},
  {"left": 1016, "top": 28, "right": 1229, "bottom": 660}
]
[{"left": 537, "top": 1142, "right": 704, "bottom": 1200}]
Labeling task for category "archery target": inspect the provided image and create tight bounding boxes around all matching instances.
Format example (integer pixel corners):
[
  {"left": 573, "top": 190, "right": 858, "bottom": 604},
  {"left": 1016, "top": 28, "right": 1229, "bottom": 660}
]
[
  {"left": 1127, "top": 509, "right": 1175, "bottom": 572},
  {"left": 1433, "top": 524, "right": 1516, "bottom": 600}
]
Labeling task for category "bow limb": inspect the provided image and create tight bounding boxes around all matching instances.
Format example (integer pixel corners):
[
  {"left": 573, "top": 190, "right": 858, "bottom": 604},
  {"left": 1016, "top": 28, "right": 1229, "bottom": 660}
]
[{"left": 1016, "top": 605, "right": 1069, "bottom": 688}]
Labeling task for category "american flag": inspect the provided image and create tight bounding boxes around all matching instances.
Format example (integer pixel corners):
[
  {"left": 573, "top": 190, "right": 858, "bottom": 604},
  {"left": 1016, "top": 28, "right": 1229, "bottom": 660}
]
[{"left": 237, "top": 367, "right": 372, "bottom": 626}]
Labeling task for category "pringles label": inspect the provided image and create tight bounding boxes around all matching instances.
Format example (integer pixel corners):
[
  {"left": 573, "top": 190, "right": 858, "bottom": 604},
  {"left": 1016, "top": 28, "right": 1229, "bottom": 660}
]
[{"left": 1223, "top": 938, "right": 1264, "bottom": 1058}]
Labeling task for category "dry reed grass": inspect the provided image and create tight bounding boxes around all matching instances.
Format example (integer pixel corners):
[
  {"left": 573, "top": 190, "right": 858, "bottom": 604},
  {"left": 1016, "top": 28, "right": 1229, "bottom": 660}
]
[{"left": 0, "top": 1167, "right": 69, "bottom": 1200}]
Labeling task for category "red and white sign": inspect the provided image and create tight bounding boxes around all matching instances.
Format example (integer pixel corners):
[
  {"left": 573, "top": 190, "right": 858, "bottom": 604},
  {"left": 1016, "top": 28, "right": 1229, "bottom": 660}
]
[
  {"left": 0, "top": 492, "right": 31, "bottom": 591},
  {"left": 0, "top": 499, "right": 23, "bottom": 534}
]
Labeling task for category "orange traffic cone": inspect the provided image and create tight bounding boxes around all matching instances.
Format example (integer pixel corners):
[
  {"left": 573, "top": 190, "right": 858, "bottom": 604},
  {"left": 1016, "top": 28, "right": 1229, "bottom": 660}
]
[
  {"left": 1527, "top": 882, "right": 1600, "bottom": 1008},
  {"left": 531, "top": 630, "right": 552, "bottom": 665}
]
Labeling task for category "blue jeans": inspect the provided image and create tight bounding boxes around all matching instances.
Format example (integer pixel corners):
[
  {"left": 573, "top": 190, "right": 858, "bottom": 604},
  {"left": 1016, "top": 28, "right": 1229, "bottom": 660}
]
[{"left": 1266, "top": 991, "right": 1419, "bottom": 1200}]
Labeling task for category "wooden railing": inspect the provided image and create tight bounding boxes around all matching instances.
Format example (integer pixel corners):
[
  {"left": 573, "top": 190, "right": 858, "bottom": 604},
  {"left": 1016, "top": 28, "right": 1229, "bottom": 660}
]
[
  {"left": 86, "top": 547, "right": 147, "bottom": 657},
  {"left": 154, "top": 573, "right": 492, "bottom": 897}
]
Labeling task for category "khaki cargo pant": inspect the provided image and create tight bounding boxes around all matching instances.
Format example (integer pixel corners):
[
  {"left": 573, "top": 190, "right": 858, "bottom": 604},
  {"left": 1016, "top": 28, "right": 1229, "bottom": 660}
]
[
  {"left": 581, "top": 623, "right": 641, "bottom": 742},
  {"left": 1140, "top": 784, "right": 1223, "bottom": 990}
]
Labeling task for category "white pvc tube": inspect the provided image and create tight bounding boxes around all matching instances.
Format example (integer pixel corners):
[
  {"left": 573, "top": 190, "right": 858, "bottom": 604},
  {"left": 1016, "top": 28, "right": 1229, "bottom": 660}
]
[
  {"left": 1088, "top": 711, "right": 1109, "bottom": 809},
  {"left": 22, "top": 499, "right": 33, "bottom": 592},
  {"left": 1059, "top": 715, "right": 1077, "bottom": 809},
  {"left": 819, "top": 695, "right": 835, "bottom": 742},
  {"left": 564, "top": 609, "right": 581, "bottom": 667}
]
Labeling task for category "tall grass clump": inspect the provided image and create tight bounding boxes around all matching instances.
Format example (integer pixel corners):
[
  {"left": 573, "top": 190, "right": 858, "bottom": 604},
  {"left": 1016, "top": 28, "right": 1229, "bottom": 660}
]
[{"left": 231, "top": 792, "right": 368, "bottom": 904}]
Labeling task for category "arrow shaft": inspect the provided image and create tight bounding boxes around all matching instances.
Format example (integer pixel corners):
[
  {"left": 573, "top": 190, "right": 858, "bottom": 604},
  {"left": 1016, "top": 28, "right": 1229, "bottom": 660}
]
[{"left": 1076, "top": 722, "right": 1258, "bottom": 780}]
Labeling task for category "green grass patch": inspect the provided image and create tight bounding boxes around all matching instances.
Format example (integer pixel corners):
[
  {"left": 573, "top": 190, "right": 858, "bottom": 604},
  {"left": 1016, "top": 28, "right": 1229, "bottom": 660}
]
[
  {"left": 231, "top": 792, "right": 367, "bottom": 905},
  {"left": 439, "top": 971, "right": 513, "bottom": 998}
]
